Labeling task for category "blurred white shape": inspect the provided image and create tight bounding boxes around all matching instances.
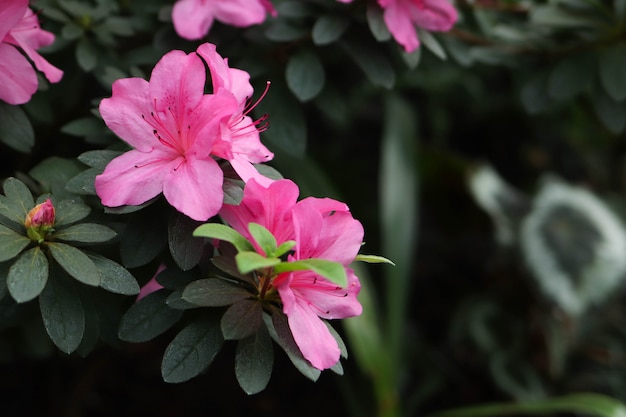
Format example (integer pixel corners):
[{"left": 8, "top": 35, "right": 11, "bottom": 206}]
[{"left": 521, "top": 178, "right": 626, "bottom": 316}]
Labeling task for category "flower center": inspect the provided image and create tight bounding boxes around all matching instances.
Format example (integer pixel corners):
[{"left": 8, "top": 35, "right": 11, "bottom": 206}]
[{"left": 228, "top": 82, "right": 271, "bottom": 139}]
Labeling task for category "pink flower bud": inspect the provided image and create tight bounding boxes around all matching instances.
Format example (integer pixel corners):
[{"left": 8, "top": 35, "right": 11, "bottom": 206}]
[{"left": 24, "top": 198, "right": 55, "bottom": 242}]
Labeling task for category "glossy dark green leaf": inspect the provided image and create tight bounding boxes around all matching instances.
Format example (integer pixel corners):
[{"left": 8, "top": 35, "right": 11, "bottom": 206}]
[
  {"left": 599, "top": 43, "right": 626, "bottom": 102},
  {"left": 0, "top": 102, "right": 35, "bottom": 153},
  {"left": 29, "top": 157, "right": 85, "bottom": 199},
  {"left": 88, "top": 254, "right": 140, "bottom": 295},
  {"left": 53, "top": 200, "right": 91, "bottom": 227},
  {"left": 312, "top": 15, "right": 350, "bottom": 45},
  {"left": 48, "top": 242, "right": 100, "bottom": 286},
  {"left": 77, "top": 150, "right": 122, "bottom": 169},
  {"left": 120, "top": 213, "right": 167, "bottom": 268},
  {"left": 154, "top": 266, "right": 199, "bottom": 290},
  {"left": 168, "top": 212, "right": 204, "bottom": 271},
  {"left": 264, "top": 311, "right": 320, "bottom": 381},
  {"left": 166, "top": 289, "right": 199, "bottom": 310},
  {"left": 221, "top": 300, "right": 263, "bottom": 340},
  {"left": 235, "top": 324, "right": 274, "bottom": 394},
  {"left": 65, "top": 168, "right": 99, "bottom": 195},
  {"left": 286, "top": 49, "right": 326, "bottom": 102},
  {"left": 2, "top": 177, "right": 34, "bottom": 221},
  {"left": 53, "top": 223, "right": 117, "bottom": 244},
  {"left": 0, "top": 224, "right": 30, "bottom": 262},
  {"left": 7, "top": 247, "right": 48, "bottom": 303},
  {"left": 75, "top": 287, "right": 100, "bottom": 357},
  {"left": 118, "top": 289, "right": 183, "bottom": 343},
  {"left": 182, "top": 278, "right": 251, "bottom": 307},
  {"left": 39, "top": 272, "right": 85, "bottom": 353},
  {"left": 161, "top": 316, "right": 224, "bottom": 383}
]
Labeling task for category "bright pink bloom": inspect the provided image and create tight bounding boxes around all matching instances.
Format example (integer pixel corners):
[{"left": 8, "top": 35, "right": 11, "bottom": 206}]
[
  {"left": 0, "top": 0, "right": 63, "bottom": 104},
  {"left": 172, "top": 0, "right": 276, "bottom": 40},
  {"left": 378, "top": 0, "right": 458, "bottom": 52},
  {"left": 96, "top": 43, "right": 273, "bottom": 221},
  {"left": 220, "top": 179, "right": 363, "bottom": 369}
]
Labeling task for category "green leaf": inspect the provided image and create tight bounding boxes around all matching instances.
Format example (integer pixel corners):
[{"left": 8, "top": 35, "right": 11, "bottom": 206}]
[
  {"left": 366, "top": 2, "right": 391, "bottom": 41},
  {"left": 182, "top": 278, "right": 251, "bottom": 307},
  {"left": 0, "top": 102, "right": 35, "bottom": 153},
  {"left": 88, "top": 254, "right": 140, "bottom": 295},
  {"left": 0, "top": 224, "right": 30, "bottom": 262},
  {"left": 530, "top": 5, "right": 602, "bottom": 27},
  {"left": 264, "top": 311, "right": 320, "bottom": 381},
  {"left": 354, "top": 254, "right": 395, "bottom": 265},
  {"left": 48, "top": 242, "right": 100, "bottom": 286},
  {"left": 168, "top": 212, "right": 204, "bottom": 271},
  {"left": 521, "top": 73, "right": 554, "bottom": 114},
  {"left": 274, "top": 240, "right": 296, "bottom": 258},
  {"left": 340, "top": 37, "right": 395, "bottom": 89},
  {"left": 312, "top": 15, "right": 349, "bottom": 45},
  {"left": 39, "top": 271, "right": 85, "bottom": 353},
  {"left": 193, "top": 223, "right": 254, "bottom": 253},
  {"left": 599, "top": 43, "right": 626, "bottom": 102},
  {"left": 118, "top": 289, "right": 183, "bottom": 343},
  {"left": 236, "top": 252, "right": 281, "bottom": 275},
  {"left": 274, "top": 258, "right": 347, "bottom": 287},
  {"left": 2, "top": 177, "right": 34, "bottom": 221},
  {"left": 29, "top": 157, "right": 85, "bottom": 199},
  {"left": 77, "top": 150, "right": 122, "bottom": 169},
  {"left": 61, "top": 117, "right": 105, "bottom": 138},
  {"left": 247, "top": 223, "right": 277, "bottom": 257},
  {"left": 547, "top": 54, "right": 593, "bottom": 100},
  {"left": 53, "top": 200, "right": 91, "bottom": 227},
  {"left": 7, "top": 247, "right": 48, "bottom": 303},
  {"left": 53, "top": 223, "right": 117, "bottom": 244},
  {"left": 286, "top": 49, "right": 326, "bottom": 102},
  {"left": 65, "top": 168, "right": 99, "bottom": 195},
  {"left": 221, "top": 299, "right": 263, "bottom": 340},
  {"left": 161, "top": 316, "right": 224, "bottom": 383},
  {"left": 265, "top": 21, "right": 308, "bottom": 42},
  {"left": 416, "top": 29, "right": 447, "bottom": 60},
  {"left": 120, "top": 212, "right": 167, "bottom": 268},
  {"left": 154, "top": 267, "right": 199, "bottom": 290},
  {"left": 235, "top": 325, "right": 274, "bottom": 395},
  {"left": 429, "top": 393, "right": 626, "bottom": 417},
  {"left": 0, "top": 262, "right": 8, "bottom": 300},
  {"left": 591, "top": 87, "right": 626, "bottom": 134},
  {"left": 76, "top": 37, "right": 98, "bottom": 72},
  {"left": 74, "top": 288, "right": 100, "bottom": 357},
  {"left": 166, "top": 289, "right": 198, "bottom": 310}
]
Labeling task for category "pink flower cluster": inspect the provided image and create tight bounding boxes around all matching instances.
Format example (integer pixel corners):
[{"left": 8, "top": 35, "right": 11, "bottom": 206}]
[
  {"left": 95, "top": 43, "right": 273, "bottom": 221},
  {"left": 220, "top": 179, "right": 364, "bottom": 370},
  {"left": 0, "top": 0, "right": 63, "bottom": 104},
  {"left": 172, "top": 0, "right": 277, "bottom": 40},
  {"left": 343, "top": 0, "right": 458, "bottom": 53}
]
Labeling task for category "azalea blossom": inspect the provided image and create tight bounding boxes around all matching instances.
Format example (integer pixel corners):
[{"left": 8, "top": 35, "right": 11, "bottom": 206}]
[
  {"left": 172, "top": 0, "right": 276, "bottom": 40},
  {"left": 96, "top": 43, "right": 273, "bottom": 221},
  {"left": 0, "top": 0, "right": 63, "bottom": 104},
  {"left": 378, "top": 0, "right": 458, "bottom": 52},
  {"left": 220, "top": 179, "right": 363, "bottom": 369}
]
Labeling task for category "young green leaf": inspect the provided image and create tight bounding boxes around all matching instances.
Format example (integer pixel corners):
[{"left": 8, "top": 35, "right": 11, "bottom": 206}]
[
  {"left": 273, "top": 258, "right": 347, "bottom": 287},
  {"left": 247, "top": 222, "right": 277, "bottom": 257},
  {"left": 355, "top": 254, "right": 395, "bottom": 265},
  {"left": 274, "top": 240, "right": 296, "bottom": 258},
  {"left": 193, "top": 223, "right": 254, "bottom": 252},
  {"left": 235, "top": 251, "right": 281, "bottom": 275}
]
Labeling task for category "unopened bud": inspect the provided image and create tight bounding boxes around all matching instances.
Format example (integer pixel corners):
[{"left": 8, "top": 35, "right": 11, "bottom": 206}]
[{"left": 25, "top": 199, "right": 55, "bottom": 243}]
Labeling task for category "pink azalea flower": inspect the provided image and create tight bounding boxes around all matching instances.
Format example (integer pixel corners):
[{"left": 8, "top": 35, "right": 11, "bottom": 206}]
[
  {"left": 137, "top": 264, "right": 166, "bottom": 301},
  {"left": 220, "top": 179, "right": 363, "bottom": 369},
  {"left": 378, "top": 0, "right": 458, "bottom": 52},
  {"left": 172, "top": 0, "right": 276, "bottom": 40},
  {"left": 0, "top": 0, "right": 63, "bottom": 104},
  {"left": 96, "top": 43, "right": 273, "bottom": 221}
]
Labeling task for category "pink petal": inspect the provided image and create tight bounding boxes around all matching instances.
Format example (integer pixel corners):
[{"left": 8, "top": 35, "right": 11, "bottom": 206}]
[
  {"left": 228, "top": 116, "right": 274, "bottom": 163},
  {"left": 0, "top": 0, "right": 27, "bottom": 40},
  {"left": 275, "top": 276, "right": 342, "bottom": 369},
  {"left": 162, "top": 154, "right": 224, "bottom": 221},
  {"left": 95, "top": 149, "right": 175, "bottom": 208},
  {"left": 99, "top": 77, "right": 156, "bottom": 152},
  {"left": 188, "top": 91, "right": 239, "bottom": 156},
  {"left": 213, "top": 0, "right": 272, "bottom": 27},
  {"left": 382, "top": 2, "right": 420, "bottom": 52},
  {"left": 172, "top": 0, "right": 215, "bottom": 40},
  {"left": 196, "top": 43, "right": 253, "bottom": 105},
  {"left": 411, "top": 0, "right": 458, "bottom": 31},
  {"left": 229, "top": 156, "right": 274, "bottom": 187},
  {"left": 0, "top": 43, "right": 37, "bottom": 104}
]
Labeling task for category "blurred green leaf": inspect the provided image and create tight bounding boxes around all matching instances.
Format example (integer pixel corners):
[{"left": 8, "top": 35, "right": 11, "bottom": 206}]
[
  {"left": 30, "top": 157, "right": 85, "bottom": 200},
  {"left": 340, "top": 37, "right": 395, "bottom": 89},
  {"left": 48, "top": 242, "right": 100, "bottom": 286},
  {"left": 0, "top": 225, "right": 29, "bottom": 262},
  {"left": 0, "top": 102, "right": 34, "bottom": 153},
  {"left": 161, "top": 316, "right": 224, "bottom": 383},
  {"left": 182, "top": 278, "right": 251, "bottom": 307},
  {"left": 521, "top": 73, "right": 554, "bottom": 114},
  {"left": 286, "top": 49, "right": 326, "bottom": 102},
  {"left": 416, "top": 29, "right": 447, "bottom": 60},
  {"left": 221, "top": 299, "right": 263, "bottom": 340},
  {"left": 235, "top": 324, "right": 274, "bottom": 395},
  {"left": 599, "top": 43, "right": 626, "bottom": 102},
  {"left": 7, "top": 247, "right": 48, "bottom": 303},
  {"left": 76, "top": 38, "right": 98, "bottom": 72},
  {"left": 312, "top": 15, "right": 350, "bottom": 45},
  {"left": 591, "top": 87, "right": 626, "bottom": 133},
  {"left": 118, "top": 289, "right": 183, "bottom": 343},
  {"left": 61, "top": 117, "right": 106, "bottom": 138},
  {"left": 54, "top": 223, "right": 117, "bottom": 244},
  {"left": 366, "top": 2, "right": 391, "bottom": 41},
  {"left": 548, "top": 54, "right": 593, "bottom": 100},
  {"left": 39, "top": 271, "right": 85, "bottom": 354},
  {"left": 265, "top": 21, "right": 308, "bottom": 42}
]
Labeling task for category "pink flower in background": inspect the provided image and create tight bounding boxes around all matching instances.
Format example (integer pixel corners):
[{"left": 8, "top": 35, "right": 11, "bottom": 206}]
[
  {"left": 220, "top": 179, "right": 364, "bottom": 369},
  {"left": 137, "top": 264, "right": 166, "bottom": 301},
  {"left": 96, "top": 43, "right": 273, "bottom": 221},
  {"left": 378, "top": 0, "right": 458, "bottom": 52},
  {"left": 0, "top": 0, "right": 63, "bottom": 104},
  {"left": 172, "top": 0, "right": 276, "bottom": 40}
]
